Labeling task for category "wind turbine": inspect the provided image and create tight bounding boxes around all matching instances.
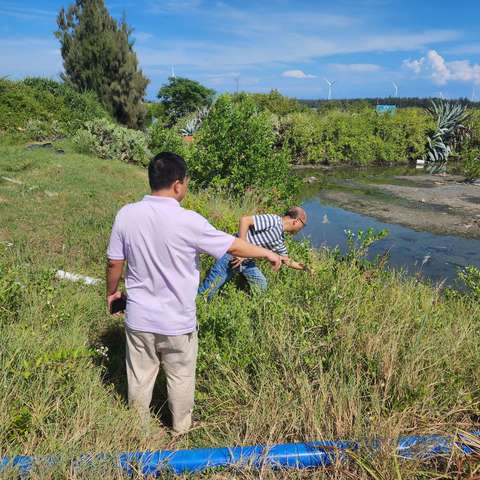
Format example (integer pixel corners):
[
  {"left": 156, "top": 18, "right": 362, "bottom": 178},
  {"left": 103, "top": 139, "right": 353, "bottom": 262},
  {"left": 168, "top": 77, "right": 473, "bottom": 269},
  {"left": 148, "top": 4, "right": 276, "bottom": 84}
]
[
  {"left": 324, "top": 78, "right": 336, "bottom": 100},
  {"left": 392, "top": 81, "right": 399, "bottom": 97},
  {"left": 234, "top": 75, "right": 240, "bottom": 94},
  {"left": 171, "top": 65, "right": 176, "bottom": 78},
  {"left": 471, "top": 86, "right": 477, "bottom": 102}
]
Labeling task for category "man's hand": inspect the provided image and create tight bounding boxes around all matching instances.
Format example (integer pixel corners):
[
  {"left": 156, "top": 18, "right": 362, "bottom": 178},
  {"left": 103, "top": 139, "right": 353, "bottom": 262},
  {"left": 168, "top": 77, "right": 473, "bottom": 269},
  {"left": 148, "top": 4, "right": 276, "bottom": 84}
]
[
  {"left": 280, "top": 256, "right": 308, "bottom": 271},
  {"left": 106, "top": 258, "right": 124, "bottom": 314},
  {"left": 230, "top": 256, "right": 246, "bottom": 269},
  {"left": 265, "top": 251, "right": 282, "bottom": 271},
  {"left": 106, "top": 291, "right": 123, "bottom": 315}
]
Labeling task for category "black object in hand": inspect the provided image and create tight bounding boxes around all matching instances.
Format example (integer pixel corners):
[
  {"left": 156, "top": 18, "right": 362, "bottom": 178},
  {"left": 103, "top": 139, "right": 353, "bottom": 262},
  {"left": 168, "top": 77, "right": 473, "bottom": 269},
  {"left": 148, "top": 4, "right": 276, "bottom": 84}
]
[{"left": 110, "top": 295, "right": 126, "bottom": 314}]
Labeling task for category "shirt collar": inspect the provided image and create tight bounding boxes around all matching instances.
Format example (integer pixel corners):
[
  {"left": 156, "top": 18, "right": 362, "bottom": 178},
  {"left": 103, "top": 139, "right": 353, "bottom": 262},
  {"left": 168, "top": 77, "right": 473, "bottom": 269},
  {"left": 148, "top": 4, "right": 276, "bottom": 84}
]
[{"left": 143, "top": 195, "right": 180, "bottom": 206}]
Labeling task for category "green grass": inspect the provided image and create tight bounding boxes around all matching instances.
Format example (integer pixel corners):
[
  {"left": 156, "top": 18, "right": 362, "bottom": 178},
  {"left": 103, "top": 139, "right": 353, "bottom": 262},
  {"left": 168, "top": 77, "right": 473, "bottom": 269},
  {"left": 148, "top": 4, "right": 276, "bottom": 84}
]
[{"left": 1, "top": 142, "right": 480, "bottom": 479}]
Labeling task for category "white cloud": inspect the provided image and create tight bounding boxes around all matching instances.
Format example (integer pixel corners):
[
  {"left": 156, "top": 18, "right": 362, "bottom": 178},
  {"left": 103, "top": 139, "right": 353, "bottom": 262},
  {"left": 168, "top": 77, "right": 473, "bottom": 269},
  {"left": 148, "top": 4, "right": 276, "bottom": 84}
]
[
  {"left": 137, "top": 29, "right": 459, "bottom": 72},
  {"left": 282, "top": 70, "right": 316, "bottom": 79},
  {"left": 403, "top": 58, "right": 425, "bottom": 74},
  {"left": 140, "top": 3, "right": 459, "bottom": 70},
  {"left": 403, "top": 50, "right": 480, "bottom": 85},
  {"left": 330, "top": 63, "right": 381, "bottom": 72}
]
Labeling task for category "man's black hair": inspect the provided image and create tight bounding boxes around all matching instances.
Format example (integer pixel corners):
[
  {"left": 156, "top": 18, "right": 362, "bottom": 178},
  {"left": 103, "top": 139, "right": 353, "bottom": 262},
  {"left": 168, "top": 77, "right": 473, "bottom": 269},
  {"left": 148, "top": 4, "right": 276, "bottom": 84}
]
[{"left": 148, "top": 152, "right": 187, "bottom": 191}]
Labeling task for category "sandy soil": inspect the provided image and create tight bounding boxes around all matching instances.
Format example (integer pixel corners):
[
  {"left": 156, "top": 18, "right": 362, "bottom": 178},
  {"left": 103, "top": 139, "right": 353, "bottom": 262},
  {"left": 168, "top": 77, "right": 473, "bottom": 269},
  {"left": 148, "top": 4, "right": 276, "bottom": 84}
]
[{"left": 318, "top": 174, "right": 480, "bottom": 238}]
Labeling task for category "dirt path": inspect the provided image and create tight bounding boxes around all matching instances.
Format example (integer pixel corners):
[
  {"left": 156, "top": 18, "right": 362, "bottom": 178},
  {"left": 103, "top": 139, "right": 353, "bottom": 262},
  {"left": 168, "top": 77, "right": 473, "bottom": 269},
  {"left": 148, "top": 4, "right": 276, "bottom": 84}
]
[{"left": 318, "top": 174, "right": 480, "bottom": 238}]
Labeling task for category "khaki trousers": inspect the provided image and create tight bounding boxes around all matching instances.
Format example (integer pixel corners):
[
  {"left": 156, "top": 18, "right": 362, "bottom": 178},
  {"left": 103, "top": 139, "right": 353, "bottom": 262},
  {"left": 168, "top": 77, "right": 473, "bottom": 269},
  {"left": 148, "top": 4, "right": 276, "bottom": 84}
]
[{"left": 125, "top": 326, "right": 198, "bottom": 433}]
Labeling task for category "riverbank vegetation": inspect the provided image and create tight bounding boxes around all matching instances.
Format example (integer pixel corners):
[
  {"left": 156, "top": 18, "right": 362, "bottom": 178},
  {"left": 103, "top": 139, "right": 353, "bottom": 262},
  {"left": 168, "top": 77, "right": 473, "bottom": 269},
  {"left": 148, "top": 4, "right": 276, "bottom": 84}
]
[
  {"left": 0, "top": 77, "right": 109, "bottom": 142},
  {"left": 1, "top": 143, "right": 480, "bottom": 478},
  {"left": 3, "top": 77, "right": 480, "bottom": 178}
]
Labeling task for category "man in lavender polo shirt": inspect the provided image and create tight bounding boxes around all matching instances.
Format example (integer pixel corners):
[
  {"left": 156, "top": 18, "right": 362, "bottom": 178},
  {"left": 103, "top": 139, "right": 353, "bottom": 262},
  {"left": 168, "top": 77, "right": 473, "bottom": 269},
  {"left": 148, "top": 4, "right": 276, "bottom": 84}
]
[{"left": 106, "top": 152, "right": 281, "bottom": 434}]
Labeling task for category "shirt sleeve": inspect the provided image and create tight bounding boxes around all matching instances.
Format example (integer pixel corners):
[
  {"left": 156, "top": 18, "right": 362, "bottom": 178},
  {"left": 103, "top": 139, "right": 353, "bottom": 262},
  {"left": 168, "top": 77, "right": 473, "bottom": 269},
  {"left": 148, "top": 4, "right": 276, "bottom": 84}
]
[
  {"left": 252, "top": 214, "right": 276, "bottom": 232},
  {"left": 274, "top": 240, "right": 288, "bottom": 256},
  {"left": 197, "top": 220, "right": 236, "bottom": 259},
  {"left": 107, "top": 211, "right": 126, "bottom": 260}
]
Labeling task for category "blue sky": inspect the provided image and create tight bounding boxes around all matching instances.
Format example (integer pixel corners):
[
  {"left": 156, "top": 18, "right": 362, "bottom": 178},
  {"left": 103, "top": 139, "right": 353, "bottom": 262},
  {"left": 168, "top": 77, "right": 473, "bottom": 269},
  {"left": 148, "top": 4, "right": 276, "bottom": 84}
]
[{"left": 1, "top": 0, "right": 479, "bottom": 100}]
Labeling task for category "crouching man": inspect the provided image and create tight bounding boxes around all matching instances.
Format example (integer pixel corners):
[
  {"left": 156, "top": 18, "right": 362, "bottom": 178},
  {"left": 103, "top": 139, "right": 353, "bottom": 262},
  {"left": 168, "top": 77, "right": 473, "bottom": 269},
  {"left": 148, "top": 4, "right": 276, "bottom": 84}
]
[
  {"left": 106, "top": 152, "right": 281, "bottom": 434},
  {"left": 198, "top": 207, "right": 308, "bottom": 301}
]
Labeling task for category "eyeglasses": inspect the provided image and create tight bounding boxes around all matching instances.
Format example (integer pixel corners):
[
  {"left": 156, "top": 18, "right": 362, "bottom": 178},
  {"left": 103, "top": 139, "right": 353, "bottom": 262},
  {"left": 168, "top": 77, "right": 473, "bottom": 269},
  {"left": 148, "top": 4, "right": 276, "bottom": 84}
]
[{"left": 297, "top": 217, "right": 307, "bottom": 227}]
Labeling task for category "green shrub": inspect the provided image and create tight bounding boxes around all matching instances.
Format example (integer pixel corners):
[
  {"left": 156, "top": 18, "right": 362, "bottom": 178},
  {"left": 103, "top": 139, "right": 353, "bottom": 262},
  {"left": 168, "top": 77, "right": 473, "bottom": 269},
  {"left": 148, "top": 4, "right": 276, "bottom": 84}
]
[
  {"left": 191, "top": 94, "right": 298, "bottom": 201},
  {"left": 144, "top": 101, "right": 168, "bottom": 127},
  {"left": 25, "top": 119, "right": 65, "bottom": 142},
  {"left": 250, "top": 89, "right": 304, "bottom": 116},
  {"left": 73, "top": 118, "right": 151, "bottom": 165},
  {"left": 0, "top": 77, "right": 108, "bottom": 140},
  {"left": 463, "top": 148, "right": 480, "bottom": 182},
  {"left": 148, "top": 123, "right": 191, "bottom": 159},
  {"left": 280, "top": 108, "right": 431, "bottom": 165},
  {"left": 468, "top": 110, "right": 480, "bottom": 149},
  {"left": 459, "top": 266, "right": 480, "bottom": 301}
]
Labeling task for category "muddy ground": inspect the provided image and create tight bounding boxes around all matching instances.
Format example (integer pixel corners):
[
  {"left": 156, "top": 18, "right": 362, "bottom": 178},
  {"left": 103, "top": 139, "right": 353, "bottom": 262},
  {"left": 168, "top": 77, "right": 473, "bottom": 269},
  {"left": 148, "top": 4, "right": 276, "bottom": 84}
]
[{"left": 315, "top": 174, "right": 480, "bottom": 238}]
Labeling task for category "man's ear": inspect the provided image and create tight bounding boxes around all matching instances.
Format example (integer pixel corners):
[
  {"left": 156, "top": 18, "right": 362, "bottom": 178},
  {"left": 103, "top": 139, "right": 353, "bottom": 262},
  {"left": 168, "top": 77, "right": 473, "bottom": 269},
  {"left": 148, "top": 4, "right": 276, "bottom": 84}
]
[{"left": 172, "top": 180, "right": 181, "bottom": 194}]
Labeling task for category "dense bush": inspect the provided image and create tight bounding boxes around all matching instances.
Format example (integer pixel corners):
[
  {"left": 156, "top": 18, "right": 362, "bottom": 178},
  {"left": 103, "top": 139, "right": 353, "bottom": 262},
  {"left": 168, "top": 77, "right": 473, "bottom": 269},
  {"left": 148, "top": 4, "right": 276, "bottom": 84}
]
[
  {"left": 148, "top": 122, "right": 192, "bottom": 159},
  {"left": 73, "top": 118, "right": 150, "bottom": 165},
  {"left": 250, "top": 89, "right": 304, "bottom": 116},
  {"left": 0, "top": 77, "right": 108, "bottom": 140},
  {"left": 191, "top": 94, "right": 298, "bottom": 201},
  {"left": 144, "top": 101, "right": 168, "bottom": 127},
  {"left": 468, "top": 110, "right": 480, "bottom": 149},
  {"left": 463, "top": 148, "right": 480, "bottom": 181},
  {"left": 280, "top": 108, "right": 432, "bottom": 165}
]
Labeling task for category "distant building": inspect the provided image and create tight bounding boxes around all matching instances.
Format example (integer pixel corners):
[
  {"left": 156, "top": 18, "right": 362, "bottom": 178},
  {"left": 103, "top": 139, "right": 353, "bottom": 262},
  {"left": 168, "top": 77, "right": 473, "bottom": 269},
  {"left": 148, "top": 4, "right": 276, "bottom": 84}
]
[{"left": 376, "top": 105, "right": 397, "bottom": 114}]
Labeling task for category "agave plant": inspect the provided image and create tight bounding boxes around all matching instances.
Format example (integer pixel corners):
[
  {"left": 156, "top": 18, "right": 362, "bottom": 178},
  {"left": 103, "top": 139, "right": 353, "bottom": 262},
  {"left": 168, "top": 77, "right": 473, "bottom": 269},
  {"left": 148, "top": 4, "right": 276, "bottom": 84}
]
[
  {"left": 180, "top": 102, "right": 217, "bottom": 137},
  {"left": 180, "top": 116, "right": 201, "bottom": 137},
  {"left": 423, "top": 100, "right": 470, "bottom": 174}
]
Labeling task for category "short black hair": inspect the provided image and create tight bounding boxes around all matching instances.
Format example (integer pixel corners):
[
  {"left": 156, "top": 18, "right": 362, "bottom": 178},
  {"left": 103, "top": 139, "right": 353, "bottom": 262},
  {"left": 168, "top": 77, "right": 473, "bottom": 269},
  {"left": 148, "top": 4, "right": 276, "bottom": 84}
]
[{"left": 148, "top": 152, "right": 187, "bottom": 191}]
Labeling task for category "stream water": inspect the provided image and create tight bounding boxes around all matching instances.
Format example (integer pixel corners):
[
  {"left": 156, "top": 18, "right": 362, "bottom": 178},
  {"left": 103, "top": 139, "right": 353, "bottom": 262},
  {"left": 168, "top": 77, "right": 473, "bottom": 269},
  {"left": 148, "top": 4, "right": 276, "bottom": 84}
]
[{"left": 296, "top": 167, "right": 480, "bottom": 287}]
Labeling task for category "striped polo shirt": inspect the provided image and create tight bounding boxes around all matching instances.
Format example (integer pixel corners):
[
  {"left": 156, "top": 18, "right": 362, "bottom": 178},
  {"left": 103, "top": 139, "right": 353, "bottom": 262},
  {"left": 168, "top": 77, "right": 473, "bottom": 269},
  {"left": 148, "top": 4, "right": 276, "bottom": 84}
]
[{"left": 245, "top": 214, "right": 288, "bottom": 256}]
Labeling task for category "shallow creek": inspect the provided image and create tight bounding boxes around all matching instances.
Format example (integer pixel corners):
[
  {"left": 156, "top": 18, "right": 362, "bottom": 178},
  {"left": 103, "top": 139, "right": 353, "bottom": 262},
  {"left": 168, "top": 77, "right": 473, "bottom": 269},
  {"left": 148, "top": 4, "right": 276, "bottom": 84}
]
[{"left": 296, "top": 166, "right": 480, "bottom": 286}]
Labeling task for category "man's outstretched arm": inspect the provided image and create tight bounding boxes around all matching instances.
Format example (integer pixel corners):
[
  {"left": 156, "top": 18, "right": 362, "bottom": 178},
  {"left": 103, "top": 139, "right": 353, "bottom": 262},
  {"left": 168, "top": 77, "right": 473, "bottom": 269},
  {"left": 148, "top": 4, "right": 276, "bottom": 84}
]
[
  {"left": 238, "top": 215, "right": 254, "bottom": 241},
  {"left": 231, "top": 215, "right": 255, "bottom": 268},
  {"left": 227, "top": 238, "right": 282, "bottom": 271}
]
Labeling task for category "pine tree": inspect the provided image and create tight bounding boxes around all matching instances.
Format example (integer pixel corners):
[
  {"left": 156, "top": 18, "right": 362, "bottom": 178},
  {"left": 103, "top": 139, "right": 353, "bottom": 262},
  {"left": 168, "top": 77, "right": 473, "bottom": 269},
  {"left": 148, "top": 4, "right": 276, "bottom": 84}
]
[{"left": 55, "top": 0, "right": 149, "bottom": 129}]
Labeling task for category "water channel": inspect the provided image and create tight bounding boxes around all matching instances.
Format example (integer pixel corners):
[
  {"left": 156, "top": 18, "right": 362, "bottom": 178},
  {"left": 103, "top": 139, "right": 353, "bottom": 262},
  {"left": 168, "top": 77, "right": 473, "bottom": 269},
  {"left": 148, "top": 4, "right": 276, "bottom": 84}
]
[{"left": 296, "top": 167, "right": 480, "bottom": 287}]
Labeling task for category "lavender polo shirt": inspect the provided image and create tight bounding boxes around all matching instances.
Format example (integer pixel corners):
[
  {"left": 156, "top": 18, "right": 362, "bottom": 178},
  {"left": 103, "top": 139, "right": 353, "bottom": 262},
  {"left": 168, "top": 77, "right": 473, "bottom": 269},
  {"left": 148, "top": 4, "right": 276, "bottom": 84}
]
[{"left": 107, "top": 195, "right": 235, "bottom": 335}]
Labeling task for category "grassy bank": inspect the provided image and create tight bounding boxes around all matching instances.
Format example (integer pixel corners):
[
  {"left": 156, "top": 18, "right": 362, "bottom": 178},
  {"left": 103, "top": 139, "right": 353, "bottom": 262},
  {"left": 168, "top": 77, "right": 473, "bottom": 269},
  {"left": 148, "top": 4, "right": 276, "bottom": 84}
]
[{"left": 1, "top": 143, "right": 480, "bottom": 478}]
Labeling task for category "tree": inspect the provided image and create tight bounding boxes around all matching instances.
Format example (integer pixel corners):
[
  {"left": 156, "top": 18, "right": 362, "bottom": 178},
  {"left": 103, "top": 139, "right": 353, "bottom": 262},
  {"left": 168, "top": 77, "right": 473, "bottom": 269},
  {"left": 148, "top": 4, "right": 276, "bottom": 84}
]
[
  {"left": 191, "top": 94, "right": 298, "bottom": 201},
  {"left": 251, "top": 89, "right": 303, "bottom": 116},
  {"left": 55, "top": 0, "right": 149, "bottom": 129},
  {"left": 157, "top": 77, "right": 215, "bottom": 124}
]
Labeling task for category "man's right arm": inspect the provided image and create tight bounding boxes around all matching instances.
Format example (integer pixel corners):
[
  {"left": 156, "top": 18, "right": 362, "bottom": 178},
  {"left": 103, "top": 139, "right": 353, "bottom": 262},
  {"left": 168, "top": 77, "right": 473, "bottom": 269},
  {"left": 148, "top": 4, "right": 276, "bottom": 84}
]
[
  {"left": 232, "top": 215, "right": 254, "bottom": 268},
  {"left": 227, "top": 238, "right": 282, "bottom": 271},
  {"left": 238, "top": 215, "right": 254, "bottom": 241}
]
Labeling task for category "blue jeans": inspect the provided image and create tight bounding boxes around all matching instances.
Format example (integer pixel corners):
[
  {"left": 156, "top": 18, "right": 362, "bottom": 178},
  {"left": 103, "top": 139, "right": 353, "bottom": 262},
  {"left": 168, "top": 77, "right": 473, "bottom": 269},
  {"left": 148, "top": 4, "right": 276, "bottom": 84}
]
[{"left": 198, "top": 253, "right": 267, "bottom": 301}]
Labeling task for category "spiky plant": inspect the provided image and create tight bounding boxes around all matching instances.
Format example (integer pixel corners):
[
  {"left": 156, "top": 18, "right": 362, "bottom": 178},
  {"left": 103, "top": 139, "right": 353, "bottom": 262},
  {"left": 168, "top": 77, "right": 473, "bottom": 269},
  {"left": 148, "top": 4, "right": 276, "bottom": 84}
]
[
  {"left": 180, "top": 105, "right": 213, "bottom": 136},
  {"left": 423, "top": 100, "right": 470, "bottom": 173},
  {"left": 180, "top": 117, "right": 201, "bottom": 136}
]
